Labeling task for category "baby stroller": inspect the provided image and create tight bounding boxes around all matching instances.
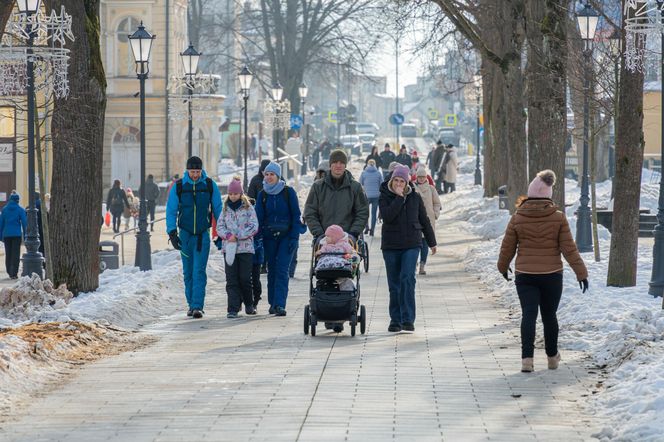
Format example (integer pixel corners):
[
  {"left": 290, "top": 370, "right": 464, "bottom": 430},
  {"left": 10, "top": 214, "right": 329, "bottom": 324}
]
[{"left": 304, "top": 235, "right": 367, "bottom": 337}]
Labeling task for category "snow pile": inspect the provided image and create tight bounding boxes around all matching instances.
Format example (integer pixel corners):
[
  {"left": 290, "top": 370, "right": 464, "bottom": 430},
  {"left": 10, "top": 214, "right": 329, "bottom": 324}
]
[
  {"left": 450, "top": 167, "right": 664, "bottom": 441},
  {"left": 0, "top": 276, "right": 74, "bottom": 322}
]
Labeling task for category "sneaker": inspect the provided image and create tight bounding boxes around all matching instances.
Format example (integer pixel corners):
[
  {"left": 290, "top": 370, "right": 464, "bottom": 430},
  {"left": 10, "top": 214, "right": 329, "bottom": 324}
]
[
  {"left": 333, "top": 324, "right": 344, "bottom": 333},
  {"left": 186, "top": 308, "right": 193, "bottom": 317},
  {"left": 268, "top": 305, "right": 275, "bottom": 315},
  {"left": 245, "top": 305, "right": 257, "bottom": 315},
  {"left": 274, "top": 306, "right": 287, "bottom": 317},
  {"left": 388, "top": 322, "right": 401, "bottom": 332},
  {"left": 192, "top": 309, "right": 203, "bottom": 319},
  {"left": 227, "top": 311, "right": 238, "bottom": 319},
  {"left": 521, "top": 358, "right": 534, "bottom": 373},
  {"left": 418, "top": 263, "right": 426, "bottom": 275},
  {"left": 548, "top": 352, "right": 561, "bottom": 370},
  {"left": 401, "top": 323, "right": 415, "bottom": 332}
]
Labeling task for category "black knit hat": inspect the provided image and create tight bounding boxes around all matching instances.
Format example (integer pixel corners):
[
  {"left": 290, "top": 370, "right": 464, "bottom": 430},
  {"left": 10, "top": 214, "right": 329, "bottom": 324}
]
[
  {"left": 186, "top": 156, "right": 203, "bottom": 170},
  {"left": 259, "top": 159, "right": 271, "bottom": 173},
  {"left": 329, "top": 149, "right": 348, "bottom": 165}
]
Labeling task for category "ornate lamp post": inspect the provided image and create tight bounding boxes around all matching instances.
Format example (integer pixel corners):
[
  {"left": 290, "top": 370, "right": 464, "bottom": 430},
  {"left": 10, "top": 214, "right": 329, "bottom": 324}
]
[
  {"left": 575, "top": 3, "right": 599, "bottom": 253},
  {"left": 128, "top": 22, "right": 155, "bottom": 271},
  {"left": 238, "top": 65, "right": 254, "bottom": 189},
  {"left": 271, "top": 82, "right": 284, "bottom": 157},
  {"left": 180, "top": 43, "right": 201, "bottom": 158},
  {"left": 299, "top": 82, "right": 309, "bottom": 174},
  {"left": 16, "top": 0, "right": 44, "bottom": 277},
  {"left": 473, "top": 72, "right": 482, "bottom": 186}
]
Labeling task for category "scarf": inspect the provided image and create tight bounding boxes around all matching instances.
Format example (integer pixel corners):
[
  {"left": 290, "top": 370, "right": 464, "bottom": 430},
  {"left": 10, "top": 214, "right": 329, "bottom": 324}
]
[
  {"left": 228, "top": 199, "right": 242, "bottom": 211},
  {"left": 263, "top": 179, "right": 285, "bottom": 195}
]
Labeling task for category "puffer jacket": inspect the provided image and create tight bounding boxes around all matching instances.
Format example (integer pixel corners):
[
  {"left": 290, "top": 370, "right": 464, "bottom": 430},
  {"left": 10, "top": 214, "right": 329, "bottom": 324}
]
[
  {"left": 497, "top": 198, "right": 588, "bottom": 280},
  {"left": 216, "top": 199, "right": 259, "bottom": 254},
  {"left": 360, "top": 165, "right": 383, "bottom": 199},
  {"left": 0, "top": 196, "right": 27, "bottom": 239}
]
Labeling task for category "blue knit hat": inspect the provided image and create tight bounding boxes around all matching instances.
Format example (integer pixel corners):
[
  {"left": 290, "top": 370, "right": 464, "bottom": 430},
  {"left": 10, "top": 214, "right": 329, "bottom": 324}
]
[{"left": 264, "top": 162, "right": 281, "bottom": 178}]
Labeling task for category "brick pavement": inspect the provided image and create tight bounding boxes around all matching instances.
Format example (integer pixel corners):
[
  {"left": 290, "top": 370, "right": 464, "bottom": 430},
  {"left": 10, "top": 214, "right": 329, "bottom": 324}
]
[{"left": 0, "top": 220, "right": 601, "bottom": 441}]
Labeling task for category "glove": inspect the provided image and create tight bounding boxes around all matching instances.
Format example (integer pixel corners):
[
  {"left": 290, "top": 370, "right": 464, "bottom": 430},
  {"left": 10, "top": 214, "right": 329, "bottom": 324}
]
[
  {"left": 214, "top": 237, "right": 223, "bottom": 251},
  {"left": 168, "top": 230, "right": 181, "bottom": 250},
  {"left": 502, "top": 268, "right": 512, "bottom": 281},
  {"left": 579, "top": 279, "right": 589, "bottom": 293},
  {"left": 349, "top": 232, "right": 360, "bottom": 242}
]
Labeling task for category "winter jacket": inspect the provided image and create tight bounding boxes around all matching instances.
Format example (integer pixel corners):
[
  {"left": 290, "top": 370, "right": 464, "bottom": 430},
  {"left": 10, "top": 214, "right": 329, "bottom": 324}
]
[
  {"left": 364, "top": 153, "right": 382, "bottom": 170},
  {"left": 216, "top": 199, "right": 259, "bottom": 254},
  {"left": 396, "top": 153, "right": 412, "bottom": 168},
  {"left": 166, "top": 169, "right": 223, "bottom": 235},
  {"left": 124, "top": 194, "right": 138, "bottom": 218},
  {"left": 497, "top": 198, "right": 588, "bottom": 280},
  {"left": 304, "top": 170, "right": 369, "bottom": 238},
  {"left": 379, "top": 150, "right": 396, "bottom": 169},
  {"left": 360, "top": 165, "right": 383, "bottom": 199},
  {"left": 140, "top": 178, "right": 161, "bottom": 202},
  {"left": 0, "top": 197, "right": 27, "bottom": 239},
  {"left": 255, "top": 186, "right": 301, "bottom": 241},
  {"left": 247, "top": 173, "right": 264, "bottom": 201},
  {"left": 106, "top": 187, "right": 129, "bottom": 216},
  {"left": 444, "top": 149, "right": 459, "bottom": 183},
  {"left": 431, "top": 145, "right": 446, "bottom": 174},
  {"left": 378, "top": 179, "right": 436, "bottom": 251},
  {"left": 414, "top": 182, "right": 441, "bottom": 225}
]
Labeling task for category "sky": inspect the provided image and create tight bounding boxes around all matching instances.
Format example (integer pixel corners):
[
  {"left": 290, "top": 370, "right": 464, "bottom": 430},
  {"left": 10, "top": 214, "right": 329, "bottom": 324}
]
[{"left": 372, "top": 37, "right": 424, "bottom": 99}]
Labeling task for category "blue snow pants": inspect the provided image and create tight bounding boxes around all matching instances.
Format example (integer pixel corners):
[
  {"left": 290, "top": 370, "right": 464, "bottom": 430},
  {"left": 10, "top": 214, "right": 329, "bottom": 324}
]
[
  {"left": 179, "top": 229, "right": 211, "bottom": 310},
  {"left": 263, "top": 236, "right": 294, "bottom": 309}
]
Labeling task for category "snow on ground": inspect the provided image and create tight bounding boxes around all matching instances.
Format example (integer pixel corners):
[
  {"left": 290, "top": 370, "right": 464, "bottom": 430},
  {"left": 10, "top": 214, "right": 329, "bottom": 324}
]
[{"left": 446, "top": 157, "right": 664, "bottom": 441}]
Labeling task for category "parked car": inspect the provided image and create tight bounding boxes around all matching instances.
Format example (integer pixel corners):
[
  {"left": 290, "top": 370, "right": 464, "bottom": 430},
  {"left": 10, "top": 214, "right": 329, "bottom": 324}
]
[
  {"left": 358, "top": 133, "right": 376, "bottom": 153},
  {"left": 340, "top": 134, "right": 362, "bottom": 157},
  {"left": 348, "top": 122, "right": 380, "bottom": 136},
  {"left": 400, "top": 124, "right": 418, "bottom": 138}
]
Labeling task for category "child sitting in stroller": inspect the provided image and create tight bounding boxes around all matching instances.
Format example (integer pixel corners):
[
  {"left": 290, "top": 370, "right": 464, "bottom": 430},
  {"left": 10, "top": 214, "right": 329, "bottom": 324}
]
[{"left": 315, "top": 224, "right": 358, "bottom": 291}]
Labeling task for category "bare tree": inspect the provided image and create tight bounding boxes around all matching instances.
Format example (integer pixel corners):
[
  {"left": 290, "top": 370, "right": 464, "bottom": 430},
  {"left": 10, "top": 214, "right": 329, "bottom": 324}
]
[{"left": 49, "top": 0, "right": 107, "bottom": 294}]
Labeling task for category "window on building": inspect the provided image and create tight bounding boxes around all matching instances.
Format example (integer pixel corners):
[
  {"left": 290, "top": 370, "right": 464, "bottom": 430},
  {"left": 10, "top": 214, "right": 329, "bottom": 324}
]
[
  {"left": 116, "top": 17, "right": 140, "bottom": 77},
  {"left": 0, "top": 107, "right": 15, "bottom": 138}
]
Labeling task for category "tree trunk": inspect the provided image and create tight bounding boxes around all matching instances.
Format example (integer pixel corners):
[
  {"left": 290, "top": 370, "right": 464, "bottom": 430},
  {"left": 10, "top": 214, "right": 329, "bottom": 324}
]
[
  {"left": 524, "top": 0, "right": 568, "bottom": 208},
  {"left": 49, "top": 0, "right": 107, "bottom": 294},
  {"left": 0, "top": 2, "right": 13, "bottom": 32},
  {"left": 607, "top": 25, "right": 645, "bottom": 287}
]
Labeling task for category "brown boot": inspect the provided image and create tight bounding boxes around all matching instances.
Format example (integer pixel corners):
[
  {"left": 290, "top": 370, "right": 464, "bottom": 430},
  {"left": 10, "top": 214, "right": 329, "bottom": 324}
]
[
  {"left": 521, "top": 358, "right": 534, "bottom": 373},
  {"left": 548, "top": 352, "right": 561, "bottom": 370}
]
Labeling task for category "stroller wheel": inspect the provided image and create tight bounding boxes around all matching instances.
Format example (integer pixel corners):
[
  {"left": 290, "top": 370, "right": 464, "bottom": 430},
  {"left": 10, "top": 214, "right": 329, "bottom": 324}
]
[
  {"left": 360, "top": 305, "right": 367, "bottom": 335},
  {"left": 304, "top": 305, "right": 310, "bottom": 335},
  {"left": 350, "top": 313, "right": 357, "bottom": 337},
  {"left": 311, "top": 322, "right": 316, "bottom": 336}
]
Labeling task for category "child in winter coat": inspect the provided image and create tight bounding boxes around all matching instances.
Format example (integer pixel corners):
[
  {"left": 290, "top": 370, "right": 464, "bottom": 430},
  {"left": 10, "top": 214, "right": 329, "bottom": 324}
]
[
  {"left": 217, "top": 178, "right": 259, "bottom": 318},
  {"left": 315, "top": 224, "right": 357, "bottom": 290}
]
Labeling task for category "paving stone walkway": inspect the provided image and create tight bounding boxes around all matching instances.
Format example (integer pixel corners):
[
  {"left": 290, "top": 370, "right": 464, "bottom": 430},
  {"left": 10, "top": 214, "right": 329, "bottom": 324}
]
[{"left": 0, "top": 220, "right": 601, "bottom": 441}]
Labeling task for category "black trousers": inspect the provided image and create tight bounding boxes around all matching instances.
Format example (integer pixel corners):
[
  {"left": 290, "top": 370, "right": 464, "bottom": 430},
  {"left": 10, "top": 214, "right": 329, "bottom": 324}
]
[
  {"left": 111, "top": 212, "right": 122, "bottom": 233},
  {"left": 147, "top": 200, "right": 156, "bottom": 230},
  {"left": 4, "top": 236, "right": 22, "bottom": 278},
  {"left": 443, "top": 181, "right": 456, "bottom": 193},
  {"left": 515, "top": 272, "right": 563, "bottom": 358},
  {"left": 225, "top": 253, "right": 254, "bottom": 313},
  {"left": 252, "top": 263, "right": 262, "bottom": 306}
]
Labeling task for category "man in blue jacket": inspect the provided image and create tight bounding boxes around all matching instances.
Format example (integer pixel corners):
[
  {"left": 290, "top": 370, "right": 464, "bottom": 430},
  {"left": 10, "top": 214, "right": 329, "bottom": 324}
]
[
  {"left": 0, "top": 192, "right": 27, "bottom": 279},
  {"left": 166, "top": 156, "right": 223, "bottom": 318}
]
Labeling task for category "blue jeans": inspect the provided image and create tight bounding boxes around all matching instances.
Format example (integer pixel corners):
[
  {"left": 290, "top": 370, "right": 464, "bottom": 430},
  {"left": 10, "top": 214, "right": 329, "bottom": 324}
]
[
  {"left": 179, "top": 230, "right": 211, "bottom": 310},
  {"left": 382, "top": 247, "right": 419, "bottom": 324},
  {"left": 264, "top": 236, "right": 295, "bottom": 309},
  {"left": 289, "top": 241, "right": 299, "bottom": 277},
  {"left": 419, "top": 236, "right": 429, "bottom": 265},
  {"left": 367, "top": 197, "right": 379, "bottom": 232}
]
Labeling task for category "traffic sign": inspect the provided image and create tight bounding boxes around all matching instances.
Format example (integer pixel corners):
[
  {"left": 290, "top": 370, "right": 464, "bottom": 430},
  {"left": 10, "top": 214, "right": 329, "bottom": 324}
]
[
  {"left": 347, "top": 104, "right": 357, "bottom": 114},
  {"left": 290, "top": 114, "right": 303, "bottom": 129},
  {"left": 327, "top": 111, "right": 337, "bottom": 123},
  {"left": 428, "top": 108, "right": 439, "bottom": 120},
  {"left": 444, "top": 114, "right": 457, "bottom": 127},
  {"left": 389, "top": 113, "right": 405, "bottom": 126}
]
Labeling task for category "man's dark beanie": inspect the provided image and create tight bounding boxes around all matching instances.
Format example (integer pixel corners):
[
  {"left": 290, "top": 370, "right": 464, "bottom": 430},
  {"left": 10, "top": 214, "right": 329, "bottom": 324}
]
[
  {"left": 186, "top": 156, "right": 203, "bottom": 170},
  {"left": 259, "top": 159, "right": 271, "bottom": 173},
  {"left": 329, "top": 149, "right": 348, "bottom": 165}
]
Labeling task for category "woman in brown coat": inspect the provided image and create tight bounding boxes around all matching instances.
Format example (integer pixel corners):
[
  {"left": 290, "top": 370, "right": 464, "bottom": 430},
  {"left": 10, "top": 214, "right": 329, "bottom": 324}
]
[{"left": 497, "top": 170, "right": 589, "bottom": 373}]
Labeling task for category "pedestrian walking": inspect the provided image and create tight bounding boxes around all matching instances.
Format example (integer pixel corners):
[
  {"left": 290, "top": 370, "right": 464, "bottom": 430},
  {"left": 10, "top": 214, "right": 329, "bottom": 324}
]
[
  {"left": 441, "top": 144, "right": 458, "bottom": 193},
  {"left": 0, "top": 192, "right": 27, "bottom": 279},
  {"left": 379, "top": 165, "right": 437, "bottom": 333},
  {"left": 106, "top": 180, "right": 129, "bottom": 233},
  {"left": 315, "top": 160, "right": 330, "bottom": 181},
  {"left": 360, "top": 158, "right": 383, "bottom": 236},
  {"left": 247, "top": 159, "right": 271, "bottom": 200},
  {"left": 217, "top": 178, "right": 259, "bottom": 318},
  {"left": 413, "top": 167, "right": 441, "bottom": 275},
  {"left": 123, "top": 188, "right": 139, "bottom": 230},
  {"left": 140, "top": 174, "right": 161, "bottom": 231},
  {"left": 431, "top": 140, "right": 446, "bottom": 194},
  {"left": 379, "top": 143, "right": 396, "bottom": 180},
  {"left": 364, "top": 145, "right": 382, "bottom": 170},
  {"left": 255, "top": 162, "right": 302, "bottom": 316},
  {"left": 497, "top": 170, "right": 589, "bottom": 373},
  {"left": 166, "top": 156, "right": 223, "bottom": 319},
  {"left": 396, "top": 145, "right": 412, "bottom": 168},
  {"left": 411, "top": 150, "right": 420, "bottom": 172}
]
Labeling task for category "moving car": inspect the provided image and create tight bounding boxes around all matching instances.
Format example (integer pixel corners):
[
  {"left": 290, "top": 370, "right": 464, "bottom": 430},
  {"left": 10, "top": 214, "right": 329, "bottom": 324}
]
[
  {"left": 340, "top": 134, "right": 362, "bottom": 157},
  {"left": 400, "top": 124, "right": 418, "bottom": 138},
  {"left": 437, "top": 128, "right": 460, "bottom": 146},
  {"left": 358, "top": 133, "right": 376, "bottom": 153}
]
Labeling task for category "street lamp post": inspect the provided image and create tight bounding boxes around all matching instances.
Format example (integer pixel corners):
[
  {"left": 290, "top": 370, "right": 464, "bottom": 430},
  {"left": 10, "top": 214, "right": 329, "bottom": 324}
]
[
  {"left": 474, "top": 72, "right": 482, "bottom": 186},
  {"left": 575, "top": 3, "right": 599, "bottom": 254},
  {"left": 18, "top": 0, "right": 45, "bottom": 277},
  {"left": 128, "top": 22, "right": 156, "bottom": 271},
  {"left": 238, "top": 66, "right": 254, "bottom": 189},
  {"left": 180, "top": 43, "right": 201, "bottom": 158},
  {"left": 299, "top": 82, "right": 309, "bottom": 174},
  {"left": 271, "top": 82, "right": 284, "bottom": 158}
]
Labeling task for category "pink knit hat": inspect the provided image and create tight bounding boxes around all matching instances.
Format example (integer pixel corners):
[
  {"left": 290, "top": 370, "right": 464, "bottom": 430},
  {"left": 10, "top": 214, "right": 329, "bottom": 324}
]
[
  {"left": 527, "top": 169, "right": 556, "bottom": 199},
  {"left": 228, "top": 178, "right": 243, "bottom": 195},
  {"left": 391, "top": 164, "right": 410, "bottom": 182},
  {"left": 325, "top": 224, "right": 345, "bottom": 244}
]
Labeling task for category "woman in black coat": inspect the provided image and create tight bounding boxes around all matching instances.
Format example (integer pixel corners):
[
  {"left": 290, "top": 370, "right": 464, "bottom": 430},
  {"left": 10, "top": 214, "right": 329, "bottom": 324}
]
[
  {"left": 379, "top": 164, "right": 436, "bottom": 333},
  {"left": 106, "top": 180, "right": 129, "bottom": 233},
  {"left": 364, "top": 145, "right": 382, "bottom": 170}
]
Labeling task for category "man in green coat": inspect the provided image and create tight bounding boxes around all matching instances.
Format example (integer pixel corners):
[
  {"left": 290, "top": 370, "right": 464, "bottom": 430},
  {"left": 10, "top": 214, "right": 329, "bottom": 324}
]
[{"left": 304, "top": 149, "right": 369, "bottom": 241}]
